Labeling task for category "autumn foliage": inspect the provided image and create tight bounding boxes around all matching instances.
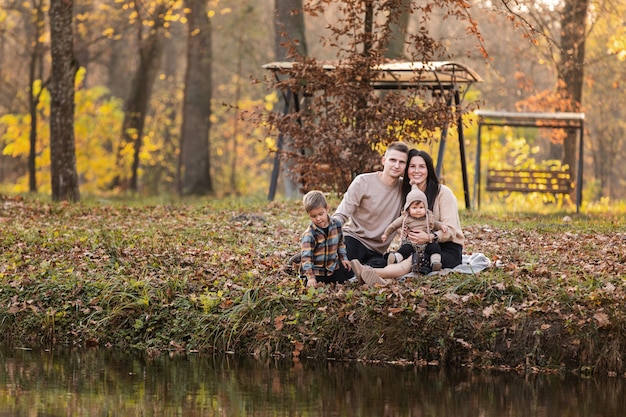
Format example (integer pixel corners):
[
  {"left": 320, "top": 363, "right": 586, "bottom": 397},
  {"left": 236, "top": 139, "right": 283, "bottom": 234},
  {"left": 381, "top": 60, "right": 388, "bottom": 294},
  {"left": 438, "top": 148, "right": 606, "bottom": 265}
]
[{"left": 255, "top": 0, "right": 482, "bottom": 194}]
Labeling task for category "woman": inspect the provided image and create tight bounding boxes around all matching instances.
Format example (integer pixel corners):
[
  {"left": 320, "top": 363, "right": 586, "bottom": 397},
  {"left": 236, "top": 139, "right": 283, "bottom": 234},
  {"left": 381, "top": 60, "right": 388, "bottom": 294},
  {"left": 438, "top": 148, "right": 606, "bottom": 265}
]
[{"left": 351, "top": 149, "right": 464, "bottom": 285}]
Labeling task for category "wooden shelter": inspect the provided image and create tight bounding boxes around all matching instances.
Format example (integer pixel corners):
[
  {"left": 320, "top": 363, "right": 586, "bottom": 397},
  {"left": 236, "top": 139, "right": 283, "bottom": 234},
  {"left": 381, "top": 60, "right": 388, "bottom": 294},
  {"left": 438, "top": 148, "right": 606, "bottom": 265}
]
[
  {"left": 263, "top": 61, "right": 483, "bottom": 209},
  {"left": 474, "top": 110, "right": 585, "bottom": 212}
]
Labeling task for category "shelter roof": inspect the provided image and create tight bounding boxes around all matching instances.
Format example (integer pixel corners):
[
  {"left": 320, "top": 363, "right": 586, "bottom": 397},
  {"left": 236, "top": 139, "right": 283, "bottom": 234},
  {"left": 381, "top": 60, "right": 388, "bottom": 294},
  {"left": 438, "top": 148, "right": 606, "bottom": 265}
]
[
  {"left": 262, "top": 61, "right": 483, "bottom": 90},
  {"left": 475, "top": 110, "right": 585, "bottom": 128}
]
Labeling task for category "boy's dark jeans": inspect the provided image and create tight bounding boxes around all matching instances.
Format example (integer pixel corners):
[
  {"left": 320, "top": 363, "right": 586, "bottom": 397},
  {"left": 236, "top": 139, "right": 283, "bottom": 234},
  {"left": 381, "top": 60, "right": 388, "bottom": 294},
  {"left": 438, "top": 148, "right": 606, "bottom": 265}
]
[{"left": 300, "top": 260, "right": 353, "bottom": 285}]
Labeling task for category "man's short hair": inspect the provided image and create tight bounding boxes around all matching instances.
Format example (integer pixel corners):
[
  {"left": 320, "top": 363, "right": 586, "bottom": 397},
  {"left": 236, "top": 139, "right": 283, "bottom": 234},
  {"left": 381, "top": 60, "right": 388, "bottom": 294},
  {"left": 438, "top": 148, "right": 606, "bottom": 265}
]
[
  {"left": 303, "top": 190, "right": 328, "bottom": 212},
  {"left": 385, "top": 141, "right": 409, "bottom": 155}
]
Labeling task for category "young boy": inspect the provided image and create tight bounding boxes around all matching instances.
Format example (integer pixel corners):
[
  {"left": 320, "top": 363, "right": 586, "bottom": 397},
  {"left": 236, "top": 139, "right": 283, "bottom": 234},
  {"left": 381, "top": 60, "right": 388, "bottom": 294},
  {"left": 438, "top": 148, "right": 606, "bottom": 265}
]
[
  {"left": 381, "top": 185, "right": 448, "bottom": 274},
  {"left": 300, "top": 190, "right": 352, "bottom": 288}
]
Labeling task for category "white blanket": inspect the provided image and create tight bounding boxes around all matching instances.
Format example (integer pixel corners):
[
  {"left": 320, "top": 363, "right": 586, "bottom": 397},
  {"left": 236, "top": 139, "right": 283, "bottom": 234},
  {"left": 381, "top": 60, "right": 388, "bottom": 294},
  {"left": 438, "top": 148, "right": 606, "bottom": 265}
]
[{"left": 449, "top": 253, "right": 492, "bottom": 274}]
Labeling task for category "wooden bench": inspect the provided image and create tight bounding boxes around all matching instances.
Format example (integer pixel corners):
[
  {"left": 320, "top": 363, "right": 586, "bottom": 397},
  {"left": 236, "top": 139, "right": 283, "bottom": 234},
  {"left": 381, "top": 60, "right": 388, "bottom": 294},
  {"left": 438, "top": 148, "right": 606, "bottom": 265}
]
[{"left": 486, "top": 169, "right": 573, "bottom": 194}]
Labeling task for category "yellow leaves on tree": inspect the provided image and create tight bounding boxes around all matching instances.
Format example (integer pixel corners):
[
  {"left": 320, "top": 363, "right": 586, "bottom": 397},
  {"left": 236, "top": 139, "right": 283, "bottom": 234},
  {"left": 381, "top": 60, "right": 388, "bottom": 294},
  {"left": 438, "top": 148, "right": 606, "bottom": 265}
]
[
  {"left": 0, "top": 68, "right": 126, "bottom": 194},
  {"left": 608, "top": 25, "right": 626, "bottom": 61}
]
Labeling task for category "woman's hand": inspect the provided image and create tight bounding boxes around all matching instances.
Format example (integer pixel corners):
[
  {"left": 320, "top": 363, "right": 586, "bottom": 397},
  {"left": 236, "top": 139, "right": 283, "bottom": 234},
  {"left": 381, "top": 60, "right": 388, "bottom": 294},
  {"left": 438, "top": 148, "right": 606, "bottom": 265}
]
[{"left": 406, "top": 229, "right": 431, "bottom": 245}]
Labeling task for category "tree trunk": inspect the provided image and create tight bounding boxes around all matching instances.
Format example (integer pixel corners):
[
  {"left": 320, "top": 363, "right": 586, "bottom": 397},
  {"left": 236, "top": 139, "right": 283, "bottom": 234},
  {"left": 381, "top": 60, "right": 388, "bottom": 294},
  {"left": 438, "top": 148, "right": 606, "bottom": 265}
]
[
  {"left": 179, "top": 0, "right": 213, "bottom": 196},
  {"left": 28, "top": 0, "right": 46, "bottom": 193},
  {"left": 363, "top": 1, "right": 374, "bottom": 57},
  {"left": 229, "top": 8, "right": 244, "bottom": 196},
  {"left": 557, "top": 0, "right": 589, "bottom": 174},
  {"left": 106, "top": 36, "right": 133, "bottom": 101},
  {"left": 384, "top": 0, "right": 410, "bottom": 59},
  {"left": 117, "top": 4, "right": 167, "bottom": 192},
  {"left": 274, "top": 0, "right": 308, "bottom": 59},
  {"left": 49, "top": 0, "right": 80, "bottom": 202},
  {"left": 272, "top": 0, "right": 308, "bottom": 199}
]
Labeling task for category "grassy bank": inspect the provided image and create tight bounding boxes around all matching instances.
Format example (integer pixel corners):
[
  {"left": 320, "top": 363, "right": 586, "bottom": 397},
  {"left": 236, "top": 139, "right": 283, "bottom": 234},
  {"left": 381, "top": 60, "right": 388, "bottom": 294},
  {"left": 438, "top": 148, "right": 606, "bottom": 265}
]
[{"left": 1, "top": 194, "right": 625, "bottom": 375}]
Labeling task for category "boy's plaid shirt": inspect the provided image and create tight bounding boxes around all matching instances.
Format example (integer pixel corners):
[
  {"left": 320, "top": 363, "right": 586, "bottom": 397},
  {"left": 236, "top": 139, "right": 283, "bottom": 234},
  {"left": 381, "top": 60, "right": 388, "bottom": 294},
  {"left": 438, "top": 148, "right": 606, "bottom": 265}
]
[{"left": 300, "top": 217, "right": 348, "bottom": 280}]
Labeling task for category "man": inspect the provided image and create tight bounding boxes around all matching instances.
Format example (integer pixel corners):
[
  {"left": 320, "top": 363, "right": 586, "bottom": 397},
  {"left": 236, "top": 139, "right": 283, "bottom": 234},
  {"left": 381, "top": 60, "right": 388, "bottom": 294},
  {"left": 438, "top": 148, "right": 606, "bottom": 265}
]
[{"left": 332, "top": 141, "right": 409, "bottom": 268}]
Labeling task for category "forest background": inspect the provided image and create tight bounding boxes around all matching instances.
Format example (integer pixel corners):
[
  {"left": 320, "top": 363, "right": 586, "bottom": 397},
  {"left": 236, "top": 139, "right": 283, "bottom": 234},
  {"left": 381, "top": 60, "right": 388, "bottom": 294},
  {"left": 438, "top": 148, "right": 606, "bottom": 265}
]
[{"left": 0, "top": 0, "right": 625, "bottom": 208}]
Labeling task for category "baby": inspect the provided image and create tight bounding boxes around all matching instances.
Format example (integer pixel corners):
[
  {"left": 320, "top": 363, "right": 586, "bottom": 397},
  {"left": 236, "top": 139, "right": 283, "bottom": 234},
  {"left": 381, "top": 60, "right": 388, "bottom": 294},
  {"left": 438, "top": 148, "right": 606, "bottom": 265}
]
[{"left": 381, "top": 185, "right": 447, "bottom": 274}]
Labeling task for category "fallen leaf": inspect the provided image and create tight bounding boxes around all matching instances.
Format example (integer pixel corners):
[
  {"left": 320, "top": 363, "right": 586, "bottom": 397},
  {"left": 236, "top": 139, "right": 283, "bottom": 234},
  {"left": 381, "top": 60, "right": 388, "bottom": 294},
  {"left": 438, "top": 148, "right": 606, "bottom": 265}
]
[
  {"left": 594, "top": 312, "right": 610, "bottom": 328},
  {"left": 274, "top": 314, "right": 286, "bottom": 331},
  {"left": 292, "top": 340, "right": 304, "bottom": 357}
]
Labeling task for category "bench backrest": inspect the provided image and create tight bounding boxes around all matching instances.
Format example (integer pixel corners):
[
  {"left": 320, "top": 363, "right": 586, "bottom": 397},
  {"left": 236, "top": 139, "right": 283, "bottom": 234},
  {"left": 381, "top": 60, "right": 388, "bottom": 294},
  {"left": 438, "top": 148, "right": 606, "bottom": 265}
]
[{"left": 486, "top": 169, "right": 572, "bottom": 194}]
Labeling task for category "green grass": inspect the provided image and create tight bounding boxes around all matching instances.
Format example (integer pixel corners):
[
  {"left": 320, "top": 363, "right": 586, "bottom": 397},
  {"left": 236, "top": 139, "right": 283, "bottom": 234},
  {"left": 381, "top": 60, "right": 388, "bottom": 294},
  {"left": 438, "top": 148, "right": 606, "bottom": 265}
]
[{"left": 1, "top": 193, "right": 626, "bottom": 375}]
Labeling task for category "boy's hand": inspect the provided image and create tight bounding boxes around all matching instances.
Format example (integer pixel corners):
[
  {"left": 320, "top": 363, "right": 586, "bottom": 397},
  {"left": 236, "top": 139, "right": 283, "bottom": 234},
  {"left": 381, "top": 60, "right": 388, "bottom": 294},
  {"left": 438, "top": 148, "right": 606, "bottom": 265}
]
[
  {"left": 440, "top": 225, "right": 448, "bottom": 233},
  {"left": 341, "top": 259, "right": 352, "bottom": 271},
  {"left": 306, "top": 278, "right": 318, "bottom": 288},
  {"left": 381, "top": 234, "right": 387, "bottom": 242}
]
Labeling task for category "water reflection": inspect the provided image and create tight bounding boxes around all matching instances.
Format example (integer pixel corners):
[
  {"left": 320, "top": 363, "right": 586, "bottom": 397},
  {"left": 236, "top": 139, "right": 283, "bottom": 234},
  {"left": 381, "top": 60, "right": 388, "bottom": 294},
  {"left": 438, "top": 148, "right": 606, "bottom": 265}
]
[{"left": 0, "top": 345, "right": 624, "bottom": 416}]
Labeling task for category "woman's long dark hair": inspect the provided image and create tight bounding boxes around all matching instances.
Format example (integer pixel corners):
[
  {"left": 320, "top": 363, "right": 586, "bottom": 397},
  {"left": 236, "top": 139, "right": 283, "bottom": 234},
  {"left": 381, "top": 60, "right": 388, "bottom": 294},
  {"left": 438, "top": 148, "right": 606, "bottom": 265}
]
[{"left": 402, "top": 149, "right": 441, "bottom": 211}]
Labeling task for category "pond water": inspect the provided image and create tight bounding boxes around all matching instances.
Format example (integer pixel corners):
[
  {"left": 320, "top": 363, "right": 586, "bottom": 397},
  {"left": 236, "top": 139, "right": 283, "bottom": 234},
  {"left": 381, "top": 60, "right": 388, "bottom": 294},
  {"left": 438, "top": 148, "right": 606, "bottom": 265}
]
[{"left": 0, "top": 345, "right": 624, "bottom": 416}]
